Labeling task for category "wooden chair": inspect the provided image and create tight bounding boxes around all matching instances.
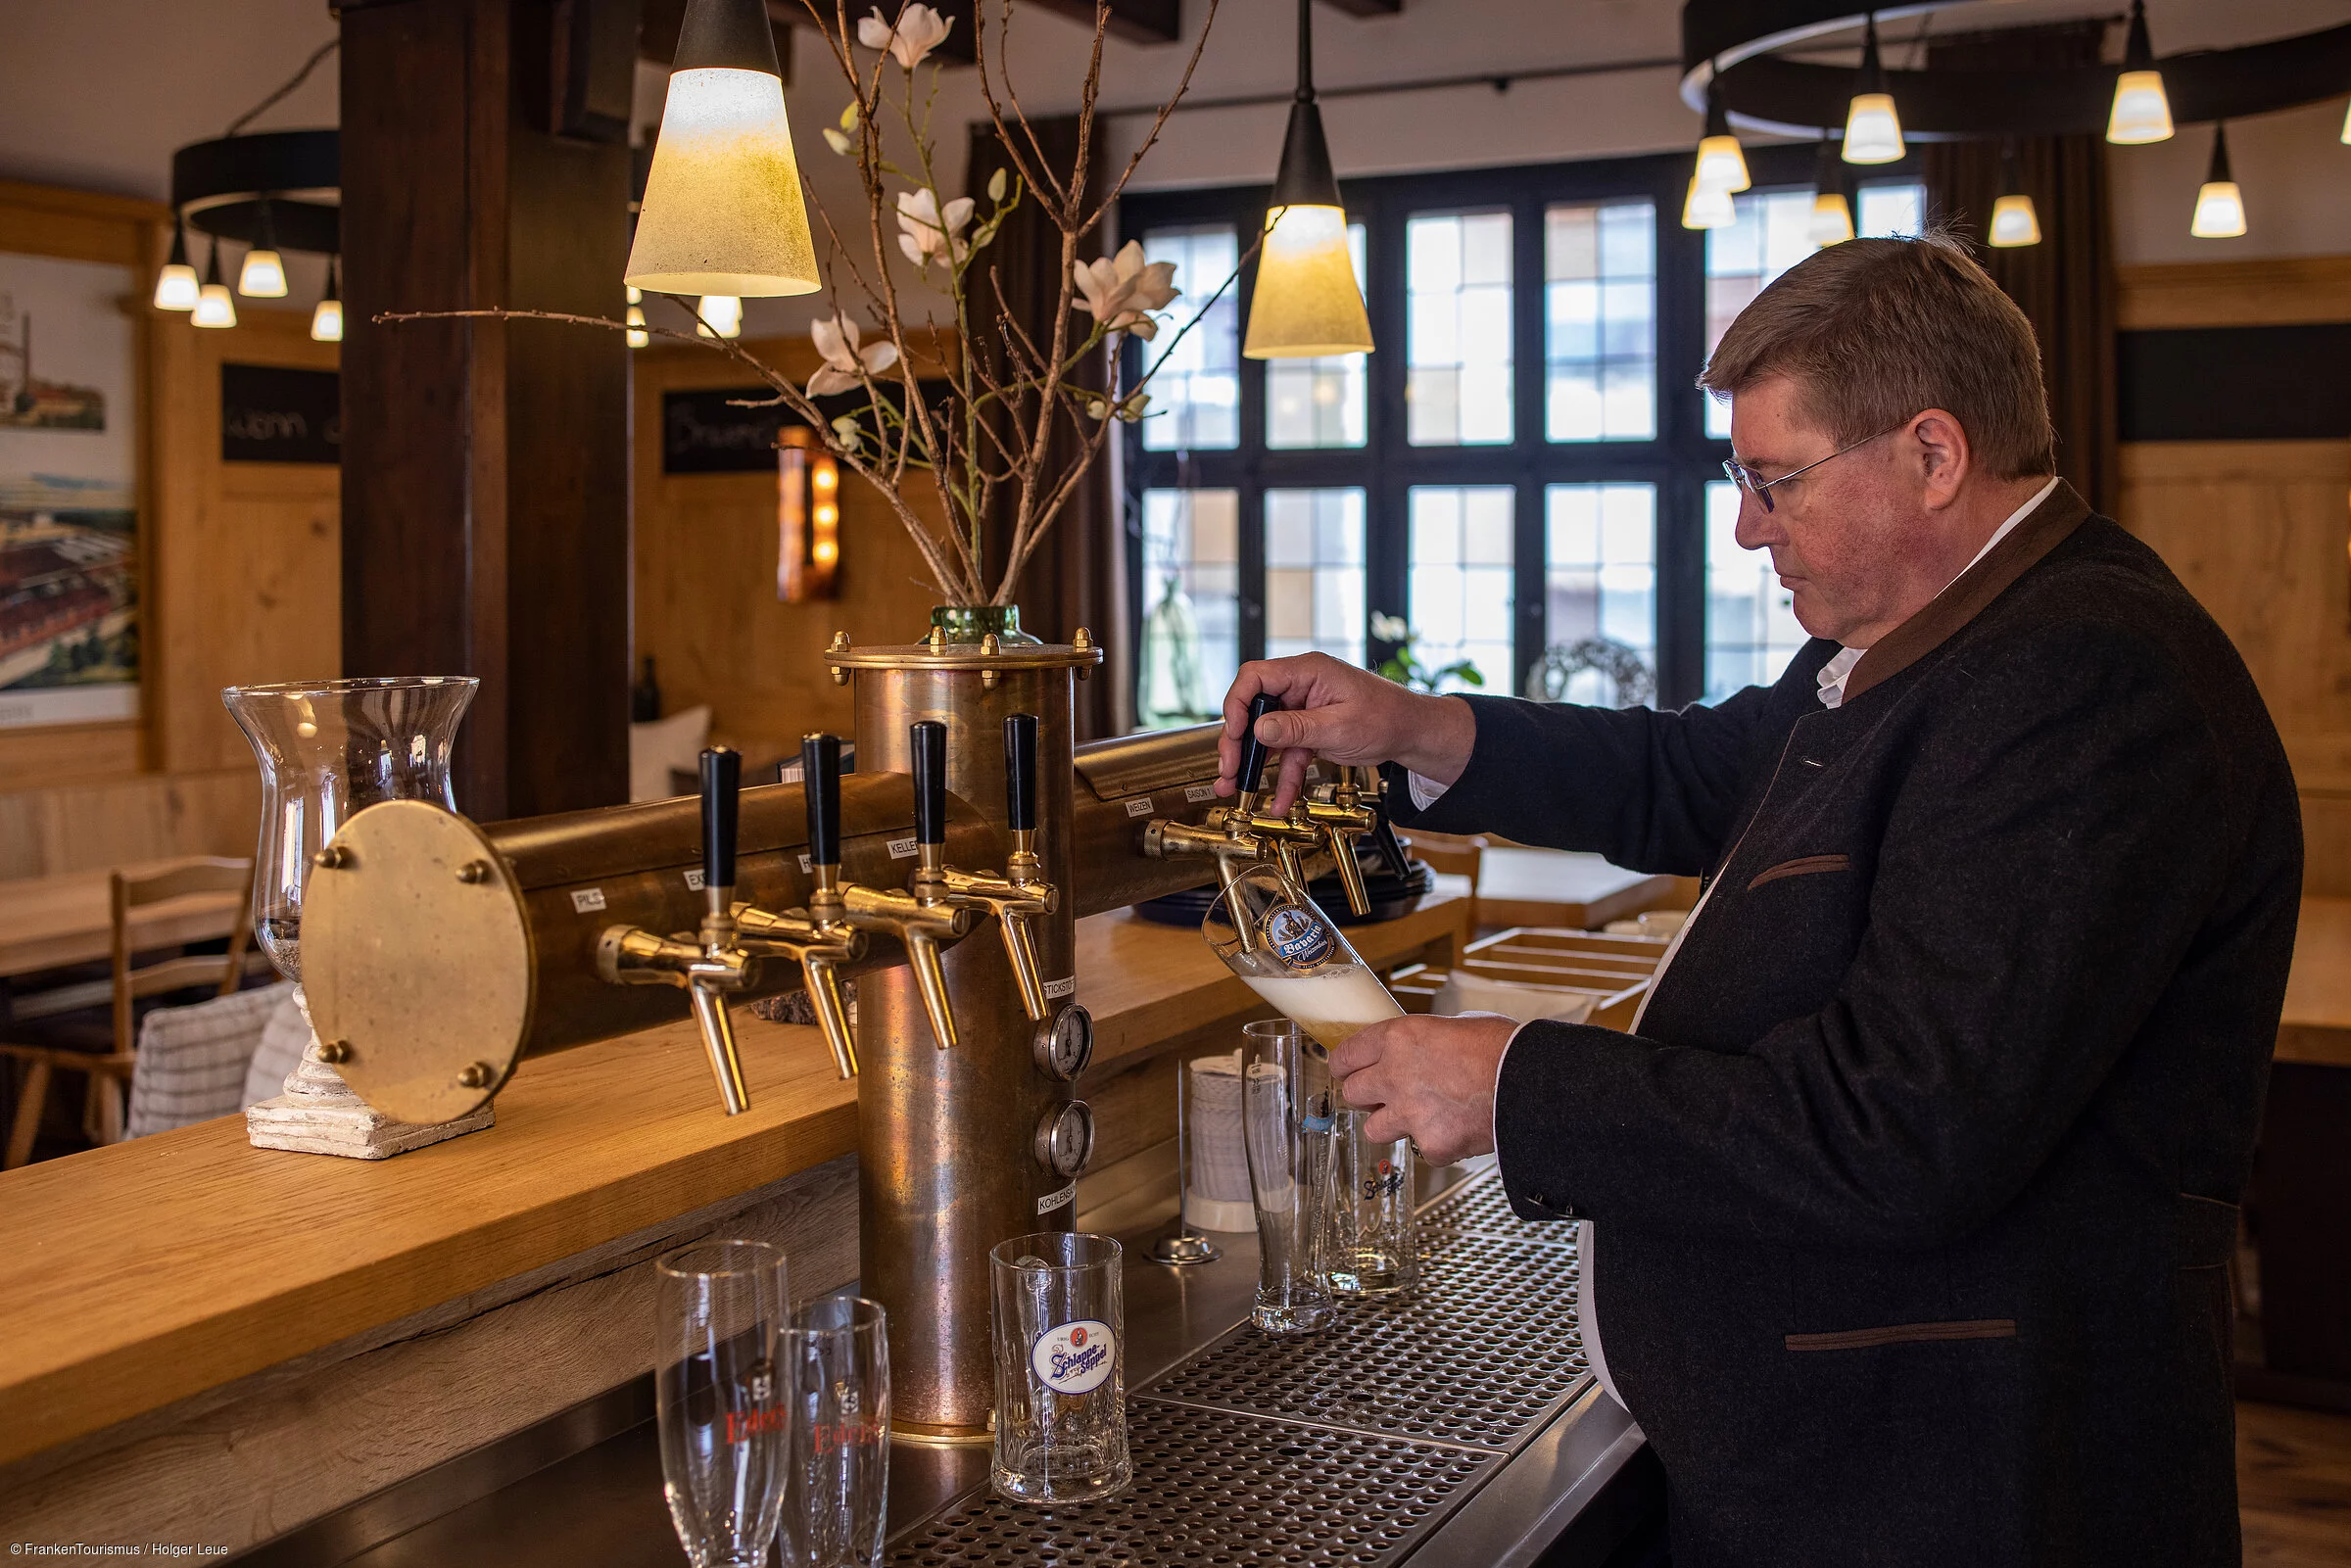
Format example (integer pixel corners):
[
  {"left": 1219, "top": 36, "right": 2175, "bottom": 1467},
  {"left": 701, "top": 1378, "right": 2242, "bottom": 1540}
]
[
  {"left": 2, "top": 858, "right": 256, "bottom": 1167},
  {"left": 1400, "top": 830, "right": 1488, "bottom": 932}
]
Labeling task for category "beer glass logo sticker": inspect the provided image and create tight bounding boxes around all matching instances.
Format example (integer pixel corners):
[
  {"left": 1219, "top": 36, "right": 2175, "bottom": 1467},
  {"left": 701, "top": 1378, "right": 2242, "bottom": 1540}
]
[
  {"left": 1264, "top": 904, "right": 1333, "bottom": 971},
  {"left": 1032, "top": 1318, "right": 1116, "bottom": 1395},
  {"left": 1363, "top": 1155, "right": 1404, "bottom": 1200}
]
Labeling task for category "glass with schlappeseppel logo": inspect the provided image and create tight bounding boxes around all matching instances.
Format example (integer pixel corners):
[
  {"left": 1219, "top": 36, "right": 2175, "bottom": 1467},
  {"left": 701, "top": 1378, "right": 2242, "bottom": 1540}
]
[
  {"left": 780, "top": 1294, "right": 888, "bottom": 1567},
  {"left": 989, "top": 1231, "right": 1130, "bottom": 1505},
  {"left": 1209, "top": 867, "right": 1418, "bottom": 1299},
  {"left": 656, "top": 1240, "right": 791, "bottom": 1568}
]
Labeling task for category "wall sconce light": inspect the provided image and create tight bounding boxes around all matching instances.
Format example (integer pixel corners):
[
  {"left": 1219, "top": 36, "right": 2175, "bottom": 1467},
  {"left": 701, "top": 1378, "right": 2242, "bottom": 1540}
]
[{"left": 778, "top": 424, "right": 840, "bottom": 601}]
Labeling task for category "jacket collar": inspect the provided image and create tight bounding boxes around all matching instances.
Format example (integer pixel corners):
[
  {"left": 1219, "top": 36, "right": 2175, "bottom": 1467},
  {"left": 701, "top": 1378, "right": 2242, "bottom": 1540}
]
[{"left": 1841, "top": 479, "right": 2092, "bottom": 706}]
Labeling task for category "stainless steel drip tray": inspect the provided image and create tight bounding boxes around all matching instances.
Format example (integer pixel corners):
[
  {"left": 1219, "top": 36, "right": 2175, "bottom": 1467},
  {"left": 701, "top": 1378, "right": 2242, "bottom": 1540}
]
[{"left": 886, "top": 1170, "right": 1624, "bottom": 1567}]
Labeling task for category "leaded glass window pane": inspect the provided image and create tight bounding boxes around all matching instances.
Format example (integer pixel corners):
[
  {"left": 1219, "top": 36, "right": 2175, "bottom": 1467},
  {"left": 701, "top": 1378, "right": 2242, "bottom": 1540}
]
[
  {"left": 1545, "top": 202, "right": 1655, "bottom": 442},
  {"left": 1407, "top": 485, "right": 1514, "bottom": 691},
  {"left": 1541, "top": 484, "right": 1656, "bottom": 704},
  {"left": 1140, "top": 226, "right": 1240, "bottom": 451},
  {"left": 1137, "top": 488, "right": 1240, "bottom": 727},
  {"left": 1406, "top": 212, "right": 1512, "bottom": 446},
  {"left": 1702, "top": 479, "right": 1812, "bottom": 700},
  {"left": 1265, "top": 488, "right": 1367, "bottom": 667}
]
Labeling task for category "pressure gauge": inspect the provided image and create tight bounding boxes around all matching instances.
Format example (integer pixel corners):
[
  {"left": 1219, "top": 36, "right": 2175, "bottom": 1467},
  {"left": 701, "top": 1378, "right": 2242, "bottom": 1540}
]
[
  {"left": 1032, "top": 1002, "right": 1094, "bottom": 1082},
  {"left": 1034, "top": 1099, "right": 1095, "bottom": 1179}
]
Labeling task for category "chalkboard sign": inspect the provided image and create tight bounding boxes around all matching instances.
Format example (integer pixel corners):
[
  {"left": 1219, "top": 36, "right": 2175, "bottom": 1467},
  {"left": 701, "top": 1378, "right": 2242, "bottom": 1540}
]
[
  {"left": 661, "top": 385, "right": 790, "bottom": 473},
  {"left": 221, "top": 362, "right": 340, "bottom": 464},
  {"left": 660, "top": 379, "right": 954, "bottom": 474}
]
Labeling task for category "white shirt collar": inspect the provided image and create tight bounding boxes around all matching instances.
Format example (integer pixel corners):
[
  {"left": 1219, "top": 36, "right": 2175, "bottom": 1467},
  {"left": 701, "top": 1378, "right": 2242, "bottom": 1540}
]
[{"left": 1816, "top": 475, "right": 2061, "bottom": 710}]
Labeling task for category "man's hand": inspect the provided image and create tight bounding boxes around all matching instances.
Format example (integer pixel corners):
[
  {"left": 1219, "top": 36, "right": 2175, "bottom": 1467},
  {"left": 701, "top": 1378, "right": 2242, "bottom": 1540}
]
[
  {"left": 1217, "top": 653, "right": 1477, "bottom": 814},
  {"left": 1331, "top": 1012, "right": 1516, "bottom": 1167}
]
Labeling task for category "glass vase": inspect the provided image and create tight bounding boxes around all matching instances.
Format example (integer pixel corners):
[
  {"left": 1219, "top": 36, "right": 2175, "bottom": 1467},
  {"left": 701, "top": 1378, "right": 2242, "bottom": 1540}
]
[
  {"left": 926, "top": 605, "right": 1040, "bottom": 646},
  {"left": 221, "top": 676, "right": 492, "bottom": 1157}
]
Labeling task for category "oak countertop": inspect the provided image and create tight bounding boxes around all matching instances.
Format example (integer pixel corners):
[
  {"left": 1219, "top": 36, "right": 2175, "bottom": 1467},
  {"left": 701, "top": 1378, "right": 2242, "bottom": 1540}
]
[{"left": 0, "top": 894, "right": 1466, "bottom": 1469}]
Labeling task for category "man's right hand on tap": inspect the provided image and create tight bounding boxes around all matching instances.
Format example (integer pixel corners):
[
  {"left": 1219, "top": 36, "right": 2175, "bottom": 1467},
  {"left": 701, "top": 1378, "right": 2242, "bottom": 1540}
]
[{"left": 1213, "top": 651, "right": 1477, "bottom": 817}]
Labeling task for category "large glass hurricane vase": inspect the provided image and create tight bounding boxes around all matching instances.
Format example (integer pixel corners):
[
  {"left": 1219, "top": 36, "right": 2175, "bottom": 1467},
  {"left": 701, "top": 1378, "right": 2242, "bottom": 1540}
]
[{"left": 220, "top": 678, "right": 478, "bottom": 984}]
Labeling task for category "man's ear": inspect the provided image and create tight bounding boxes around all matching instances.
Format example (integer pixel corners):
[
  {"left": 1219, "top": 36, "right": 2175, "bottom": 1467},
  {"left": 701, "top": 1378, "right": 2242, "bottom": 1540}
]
[{"left": 1911, "top": 408, "right": 1970, "bottom": 510}]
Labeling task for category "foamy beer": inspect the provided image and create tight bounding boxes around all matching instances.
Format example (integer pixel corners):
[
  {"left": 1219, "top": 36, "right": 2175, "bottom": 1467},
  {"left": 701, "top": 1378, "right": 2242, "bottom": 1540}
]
[{"left": 1206, "top": 866, "right": 1419, "bottom": 1297}]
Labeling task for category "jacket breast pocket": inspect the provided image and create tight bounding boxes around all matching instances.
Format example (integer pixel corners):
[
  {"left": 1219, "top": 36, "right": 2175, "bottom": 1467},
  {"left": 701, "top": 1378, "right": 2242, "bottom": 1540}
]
[{"left": 1747, "top": 853, "right": 1852, "bottom": 890}]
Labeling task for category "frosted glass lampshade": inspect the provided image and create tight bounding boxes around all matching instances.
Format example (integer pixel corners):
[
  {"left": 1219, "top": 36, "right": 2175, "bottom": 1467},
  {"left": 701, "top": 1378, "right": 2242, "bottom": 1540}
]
[
  {"left": 193, "top": 283, "right": 237, "bottom": 329},
  {"left": 627, "top": 304, "right": 649, "bottom": 348},
  {"left": 1694, "top": 134, "right": 1751, "bottom": 197},
  {"left": 1243, "top": 204, "right": 1371, "bottom": 359},
  {"left": 1809, "top": 190, "right": 1854, "bottom": 248},
  {"left": 309, "top": 296, "right": 343, "bottom": 342},
  {"left": 1682, "top": 177, "right": 1735, "bottom": 231},
  {"left": 2191, "top": 181, "right": 2245, "bottom": 239},
  {"left": 239, "top": 247, "right": 287, "bottom": 299},
  {"left": 626, "top": 68, "right": 819, "bottom": 297},
  {"left": 153, "top": 261, "right": 199, "bottom": 311},
  {"left": 1989, "top": 193, "right": 2041, "bottom": 248},
  {"left": 2106, "top": 71, "right": 2173, "bottom": 145},
  {"left": 1843, "top": 93, "right": 1904, "bottom": 164},
  {"left": 695, "top": 294, "right": 744, "bottom": 338}
]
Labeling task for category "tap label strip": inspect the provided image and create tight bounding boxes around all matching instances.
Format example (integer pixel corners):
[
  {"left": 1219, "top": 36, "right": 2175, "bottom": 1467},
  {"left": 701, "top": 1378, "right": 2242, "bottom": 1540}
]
[
  {"left": 1184, "top": 784, "right": 1218, "bottom": 803},
  {"left": 1035, "top": 1181, "right": 1078, "bottom": 1216},
  {"left": 570, "top": 888, "right": 606, "bottom": 913},
  {"left": 888, "top": 835, "right": 918, "bottom": 859},
  {"left": 1043, "top": 975, "right": 1076, "bottom": 1000},
  {"left": 1124, "top": 796, "right": 1155, "bottom": 817}
]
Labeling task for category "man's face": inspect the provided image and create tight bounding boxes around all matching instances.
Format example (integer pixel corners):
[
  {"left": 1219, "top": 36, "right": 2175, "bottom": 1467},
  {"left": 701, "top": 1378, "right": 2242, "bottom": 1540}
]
[{"left": 1726, "top": 375, "right": 1922, "bottom": 644}]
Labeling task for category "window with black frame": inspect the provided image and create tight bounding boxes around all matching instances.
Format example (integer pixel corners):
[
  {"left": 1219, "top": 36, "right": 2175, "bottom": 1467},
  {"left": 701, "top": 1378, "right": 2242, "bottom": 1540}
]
[{"left": 1121, "top": 146, "right": 1923, "bottom": 733}]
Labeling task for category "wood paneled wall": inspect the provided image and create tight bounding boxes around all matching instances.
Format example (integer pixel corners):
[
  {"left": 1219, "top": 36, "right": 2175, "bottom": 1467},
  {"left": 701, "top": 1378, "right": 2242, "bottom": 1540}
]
[
  {"left": 2115, "top": 260, "right": 2351, "bottom": 895},
  {"left": 631, "top": 336, "right": 948, "bottom": 755},
  {"left": 0, "top": 181, "right": 337, "bottom": 878}
]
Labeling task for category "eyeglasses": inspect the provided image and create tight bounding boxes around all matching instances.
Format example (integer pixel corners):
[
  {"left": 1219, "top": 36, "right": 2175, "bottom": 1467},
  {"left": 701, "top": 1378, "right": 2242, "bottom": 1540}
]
[{"left": 1721, "top": 421, "right": 1906, "bottom": 512}]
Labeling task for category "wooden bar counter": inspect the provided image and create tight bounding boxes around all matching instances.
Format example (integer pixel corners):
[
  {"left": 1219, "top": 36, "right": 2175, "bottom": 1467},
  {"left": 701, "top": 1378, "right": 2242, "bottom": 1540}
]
[{"left": 0, "top": 895, "right": 1463, "bottom": 1548}]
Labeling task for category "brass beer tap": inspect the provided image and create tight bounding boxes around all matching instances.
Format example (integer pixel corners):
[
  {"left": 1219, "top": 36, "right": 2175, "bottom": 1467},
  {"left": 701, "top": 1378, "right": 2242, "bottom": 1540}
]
[
  {"left": 730, "top": 733, "right": 866, "bottom": 1080},
  {"left": 1143, "top": 691, "right": 1309, "bottom": 950},
  {"left": 596, "top": 747, "right": 756, "bottom": 1113},
  {"left": 1294, "top": 766, "right": 1382, "bottom": 918},
  {"left": 934, "top": 714, "right": 1057, "bottom": 1022},
  {"left": 830, "top": 720, "right": 979, "bottom": 1050}
]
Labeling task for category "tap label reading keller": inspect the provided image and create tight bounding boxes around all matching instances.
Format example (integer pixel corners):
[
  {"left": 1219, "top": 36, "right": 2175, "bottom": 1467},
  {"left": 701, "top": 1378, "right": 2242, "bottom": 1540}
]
[
  {"left": 888, "top": 835, "right": 919, "bottom": 859},
  {"left": 1265, "top": 904, "right": 1334, "bottom": 971},
  {"left": 1031, "top": 1318, "right": 1115, "bottom": 1395}
]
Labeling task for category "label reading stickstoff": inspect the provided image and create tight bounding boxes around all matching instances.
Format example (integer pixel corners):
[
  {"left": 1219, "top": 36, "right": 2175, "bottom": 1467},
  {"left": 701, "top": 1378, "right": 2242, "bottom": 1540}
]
[
  {"left": 1031, "top": 1318, "right": 1116, "bottom": 1396},
  {"left": 1264, "top": 904, "right": 1334, "bottom": 971}
]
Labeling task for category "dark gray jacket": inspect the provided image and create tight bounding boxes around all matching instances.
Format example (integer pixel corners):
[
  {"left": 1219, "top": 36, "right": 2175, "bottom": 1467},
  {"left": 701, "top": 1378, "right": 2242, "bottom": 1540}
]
[{"left": 1389, "top": 484, "right": 2300, "bottom": 1568}]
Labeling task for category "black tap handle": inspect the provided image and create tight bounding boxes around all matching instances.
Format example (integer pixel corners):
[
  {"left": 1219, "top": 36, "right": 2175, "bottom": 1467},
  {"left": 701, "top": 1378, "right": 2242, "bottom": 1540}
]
[
  {"left": 700, "top": 746, "right": 742, "bottom": 892},
  {"left": 1004, "top": 714, "right": 1038, "bottom": 832},
  {"left": 1236, "top": 690, "right": 1280, "bottom": 798},
  {"left": 801, "top": 733, "right": 841, "bottom": 867},
  {"left": 912, "top": 720, "right": 947, "bottom": 846}
]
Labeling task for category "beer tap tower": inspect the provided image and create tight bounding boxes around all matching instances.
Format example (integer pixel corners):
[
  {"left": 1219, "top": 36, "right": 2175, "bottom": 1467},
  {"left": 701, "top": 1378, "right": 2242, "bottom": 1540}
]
[{"left": 297, "top": 635, "right": 1394, "bottom": 1440}]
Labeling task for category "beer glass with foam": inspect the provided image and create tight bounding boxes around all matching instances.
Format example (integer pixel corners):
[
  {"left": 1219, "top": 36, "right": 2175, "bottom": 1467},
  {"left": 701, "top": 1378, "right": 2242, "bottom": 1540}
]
[{"left": 1206, "top": 866, "right": 1419, "bottom": 1297}]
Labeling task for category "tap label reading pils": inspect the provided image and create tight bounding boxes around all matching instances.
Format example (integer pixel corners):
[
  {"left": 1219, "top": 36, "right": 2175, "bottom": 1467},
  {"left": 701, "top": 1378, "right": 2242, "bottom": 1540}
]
[
  {"left": 1264, "top": 905, "right": 1333, "bottom": 972},
  {"left": 1032, "top": 1319, "right": 1115, "bottom": 1396}
]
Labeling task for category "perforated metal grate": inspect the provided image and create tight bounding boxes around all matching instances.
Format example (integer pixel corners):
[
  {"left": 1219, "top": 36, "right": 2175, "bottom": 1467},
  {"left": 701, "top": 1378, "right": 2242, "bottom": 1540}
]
[
  {"left": 887, "top": 1399, "right": 1495, "bottom": 1566},
  {"left": 1140, "top": 1232, "right": 1588, "bottom": 1452},
  {"left": 1416, "top": 1170, "right": 1578, "bottom": 1252}
]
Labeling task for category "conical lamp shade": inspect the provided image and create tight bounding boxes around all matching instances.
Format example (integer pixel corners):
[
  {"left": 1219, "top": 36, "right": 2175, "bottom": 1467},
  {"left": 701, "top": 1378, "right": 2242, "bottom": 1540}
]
[
  {"left": 154, "top": 223, "right": 198, "bottom": 310},
  {"left": 1683, "top": 177, "right": 1735, "bottom": 230},
  {"left": 1809, "top": 190, "right": 1854, "bottom": 247},
  {"left": 2106, "top": 71, "right": 2173, "bottom": 144},
  {"left": 625, "top": 0, "right": 818, "bottom": 298},
  {"left": 192, "top": 241, "right": 236, "bottom": 329},
  {"left": 1244, "top": 204, "right": 1370, "bottom": 358},
  {"left": 1989, "top": 194, "right": 2041, "bottom": 248}
]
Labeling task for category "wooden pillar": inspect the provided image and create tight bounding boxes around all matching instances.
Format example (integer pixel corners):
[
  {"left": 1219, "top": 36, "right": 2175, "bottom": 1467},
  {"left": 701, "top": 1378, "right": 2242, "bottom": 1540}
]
[{"left": 338, "top": 0, "right": 633, "bottom": 819}]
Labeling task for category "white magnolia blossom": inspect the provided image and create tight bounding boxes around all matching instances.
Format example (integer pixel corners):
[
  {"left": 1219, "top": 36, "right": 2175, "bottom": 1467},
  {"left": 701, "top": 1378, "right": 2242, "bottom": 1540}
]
[
  {"left": 1073, "top": 241, "right": 1179, "bottom": 340},
  {"left": 808, "top": 316, "right": 899, "bottom": 398},
  {"left": 895, "top": 188, "right": 976, "bottom": 268},
  {"left": 1370, "top": 612, "right": 1412, "bottom": 642},
  {"left": 857, "top": 4, "right": 953, "bottom": 70}
]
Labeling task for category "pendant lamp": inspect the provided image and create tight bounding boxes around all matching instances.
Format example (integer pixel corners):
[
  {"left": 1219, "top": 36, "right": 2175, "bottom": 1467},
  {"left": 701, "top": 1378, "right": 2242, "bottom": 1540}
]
[
  {"left": 238, "top": 200, "right": 288, "bottom": 298},
  {"left": 2106, "top": 0, "right": 2174, "bottom": 145},
  {"left": 1808, "top": 134, "right": 1854, "bottom": 247},
  {"left": 696, "top": 294, "right": 744, "bottom": 338},
  {"left": 1242, "top": 0, "right": 1373, "bottom": 359},
  {"left": 1988, "top": 142, "right": 2041, "bottom": 248},
  {"left": 1682, "top": 176, "right": 1736, "bottom": 231},
  {"left": 2190, "top": 122, "right": 2246, "bottom": 238},
  {"left": 152, "top": 220, "right": 200, "bottom": 310},
  {"left": 311, "top": 256, "right": 344, "bottom": 342},
  {"left": 192, "top": 238, "right": 237, "bottom": 329},
  {"left": 626, "top": 0, "right": 820, "bottom": 298},
  {"left": 1694, "top": 69, "right": 1751, "bottom": 197},
  {"left": 1844, "top": 15, "right": 1904, "bottom": 166}
]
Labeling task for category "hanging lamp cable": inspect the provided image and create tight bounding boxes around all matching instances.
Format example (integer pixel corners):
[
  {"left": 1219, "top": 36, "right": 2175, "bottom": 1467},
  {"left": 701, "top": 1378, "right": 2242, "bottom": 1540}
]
[{"left": 224, "top": 37, "right": 341, "bottom": 139}]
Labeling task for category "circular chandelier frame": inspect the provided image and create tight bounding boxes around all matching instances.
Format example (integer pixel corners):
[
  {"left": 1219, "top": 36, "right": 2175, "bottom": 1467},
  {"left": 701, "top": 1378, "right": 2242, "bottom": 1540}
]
[{"left": 169, "top": 128, "right": 341, "bottom": 255}]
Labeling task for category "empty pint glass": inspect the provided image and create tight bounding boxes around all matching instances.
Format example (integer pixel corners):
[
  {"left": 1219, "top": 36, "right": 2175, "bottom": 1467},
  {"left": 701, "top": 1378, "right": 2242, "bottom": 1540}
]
[
  {"left": 1241, "top": 1020, "right": 1337, "bottom": 1334},
  {"left": 780, "top": 1295, "right": 888, "bottom": 1567},
  {"left": 656, "top": 1240, "right": 792, "bottom": 1568},
  {"left": 989, "top": 1232, "right": 1130, "bottom": 1506}
]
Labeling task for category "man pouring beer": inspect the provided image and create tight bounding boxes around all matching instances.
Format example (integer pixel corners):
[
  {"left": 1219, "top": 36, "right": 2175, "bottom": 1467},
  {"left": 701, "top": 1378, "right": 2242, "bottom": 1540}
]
[{"left": 1215, "top": 236, "right": 2299, "bottom": 1568}]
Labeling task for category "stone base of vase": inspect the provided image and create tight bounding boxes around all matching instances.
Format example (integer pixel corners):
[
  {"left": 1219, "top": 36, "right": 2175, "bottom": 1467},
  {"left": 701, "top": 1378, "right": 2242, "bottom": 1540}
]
[{"left": 245, "top": 988, "right": 495, "bottom": 1160}]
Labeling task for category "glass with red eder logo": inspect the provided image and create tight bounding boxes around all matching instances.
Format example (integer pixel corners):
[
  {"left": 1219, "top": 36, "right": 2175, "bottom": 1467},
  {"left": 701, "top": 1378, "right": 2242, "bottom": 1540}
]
[
  {"left": 655, "top": 1239, "right": 792, "bottom": 1568},
  {"left": 988, "top": 1231, "right": 1130, "bottom": 1505},
  {"left": 780, "top": 1294, "right": 888, "bottom": 1566}
]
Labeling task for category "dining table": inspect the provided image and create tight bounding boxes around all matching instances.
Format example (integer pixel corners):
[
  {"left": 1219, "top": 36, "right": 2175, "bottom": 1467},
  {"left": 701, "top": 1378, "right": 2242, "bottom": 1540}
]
[{"left": 0, "top": 858, "right": 247, "bottom": 982}]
